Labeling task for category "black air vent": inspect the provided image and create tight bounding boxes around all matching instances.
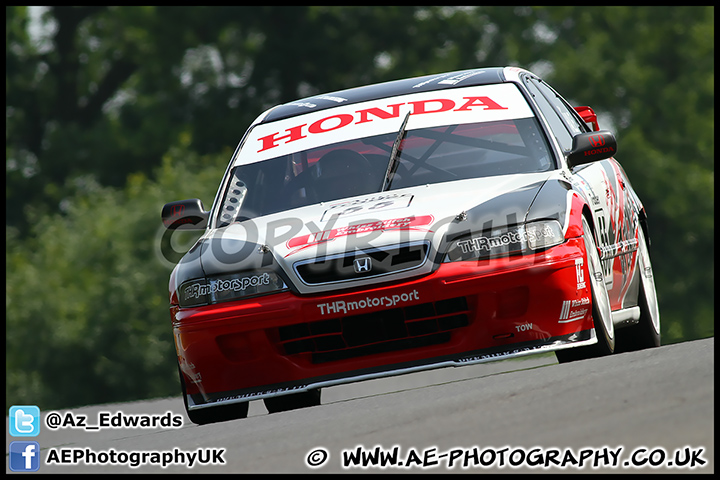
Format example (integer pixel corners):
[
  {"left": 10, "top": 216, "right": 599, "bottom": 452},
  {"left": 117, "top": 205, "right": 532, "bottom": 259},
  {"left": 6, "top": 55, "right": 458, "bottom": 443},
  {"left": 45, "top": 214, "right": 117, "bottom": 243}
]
[{"left": 275, "top": 296, "right": 470, "bottom": 363}]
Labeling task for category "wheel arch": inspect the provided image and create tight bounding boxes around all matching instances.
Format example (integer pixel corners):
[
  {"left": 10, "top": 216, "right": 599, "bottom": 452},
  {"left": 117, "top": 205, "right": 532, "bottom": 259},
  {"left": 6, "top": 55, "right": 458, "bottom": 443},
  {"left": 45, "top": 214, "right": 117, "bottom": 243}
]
[{"left": 580, "top": 203, "right": 598, "bottom": 244}]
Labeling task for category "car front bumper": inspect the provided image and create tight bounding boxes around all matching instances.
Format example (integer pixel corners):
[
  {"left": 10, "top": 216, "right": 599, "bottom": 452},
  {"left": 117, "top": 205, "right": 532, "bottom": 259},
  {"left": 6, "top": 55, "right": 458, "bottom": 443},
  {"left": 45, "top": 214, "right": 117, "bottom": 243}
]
[{"left": 172, "top": 237, "right": 595, "bottom": 410}]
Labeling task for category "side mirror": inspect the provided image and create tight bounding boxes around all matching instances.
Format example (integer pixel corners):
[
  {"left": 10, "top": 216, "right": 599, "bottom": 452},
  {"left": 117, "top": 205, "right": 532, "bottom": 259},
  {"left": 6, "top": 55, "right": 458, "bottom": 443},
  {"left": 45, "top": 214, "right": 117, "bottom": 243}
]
[
  {"left": 161, "top": 199, "right": 209, "bottom": 230},
  {"left": 567, "top": 131, "right": 617, "bottom": 169}
]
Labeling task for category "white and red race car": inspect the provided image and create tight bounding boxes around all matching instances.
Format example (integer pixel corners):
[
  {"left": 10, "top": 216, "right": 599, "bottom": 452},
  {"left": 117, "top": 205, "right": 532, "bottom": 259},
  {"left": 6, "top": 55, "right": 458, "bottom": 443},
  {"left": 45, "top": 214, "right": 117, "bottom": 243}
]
[{"left": 162, "top": 67, "right": 660, "bottom": 424}]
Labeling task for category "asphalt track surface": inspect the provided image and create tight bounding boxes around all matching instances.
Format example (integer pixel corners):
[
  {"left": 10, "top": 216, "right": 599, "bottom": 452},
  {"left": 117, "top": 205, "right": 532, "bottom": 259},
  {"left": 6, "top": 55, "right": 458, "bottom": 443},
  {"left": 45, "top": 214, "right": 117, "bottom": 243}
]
[{"left": 7, "top": 337, "right": 713, "bottom": 474}]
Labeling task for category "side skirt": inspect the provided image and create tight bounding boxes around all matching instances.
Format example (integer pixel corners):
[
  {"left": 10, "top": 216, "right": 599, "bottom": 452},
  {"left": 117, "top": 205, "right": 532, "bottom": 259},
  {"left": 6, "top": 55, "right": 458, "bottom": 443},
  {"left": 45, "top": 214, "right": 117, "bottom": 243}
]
[{"left": 612, "top": 306, "right": 641, "bottom": 329}]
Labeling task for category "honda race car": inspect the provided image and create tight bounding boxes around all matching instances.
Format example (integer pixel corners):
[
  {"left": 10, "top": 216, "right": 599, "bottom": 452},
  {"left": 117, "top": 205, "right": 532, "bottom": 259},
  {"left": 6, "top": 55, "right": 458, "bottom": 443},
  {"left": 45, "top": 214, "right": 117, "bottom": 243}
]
[{"left": 161, "top": 67, "right": 660, "bottom": 425}]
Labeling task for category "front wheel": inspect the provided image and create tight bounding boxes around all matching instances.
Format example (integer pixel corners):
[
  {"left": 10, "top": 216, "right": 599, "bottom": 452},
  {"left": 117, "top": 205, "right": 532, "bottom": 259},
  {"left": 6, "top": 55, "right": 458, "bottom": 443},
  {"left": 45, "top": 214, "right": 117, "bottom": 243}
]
[
  {"left": 615, "top": 225, "right": 661, "bottom": 352},
  {"left": 556, "top": 216, "right": 615, "bottom": 363}
]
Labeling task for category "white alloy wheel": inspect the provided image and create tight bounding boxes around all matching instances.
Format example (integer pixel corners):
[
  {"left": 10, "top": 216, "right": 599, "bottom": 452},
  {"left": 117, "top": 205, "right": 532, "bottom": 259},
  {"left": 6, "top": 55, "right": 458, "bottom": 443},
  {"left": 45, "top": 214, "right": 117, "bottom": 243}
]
[
  {"left": 616, "top": 225, "right": 661, "bottom": 352},
  {"left": 637, "top": 226, "right": 661, "bottom": 340}
]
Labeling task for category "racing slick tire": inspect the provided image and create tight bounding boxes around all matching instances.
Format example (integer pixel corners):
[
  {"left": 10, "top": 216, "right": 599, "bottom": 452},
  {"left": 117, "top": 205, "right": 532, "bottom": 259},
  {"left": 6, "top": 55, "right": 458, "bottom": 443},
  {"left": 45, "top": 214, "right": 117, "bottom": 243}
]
[
  {"left": 615, "top": 224, "right": 661, "bottom": 352},
  {"left": 178, "top": 366, "right": 249, "bottom": 425},
  {"left": 264, "top": 388, "right": 322, "bottom": 414},
  {"left": 556, "top": 216, "right": 615, "bottom": 363}
]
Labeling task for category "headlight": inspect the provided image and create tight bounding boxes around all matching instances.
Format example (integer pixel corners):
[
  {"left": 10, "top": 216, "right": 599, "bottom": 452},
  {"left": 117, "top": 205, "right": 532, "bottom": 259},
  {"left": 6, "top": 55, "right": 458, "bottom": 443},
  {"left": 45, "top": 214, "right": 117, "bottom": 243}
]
[
  {"left": 178, "top": 271, "right": 287, "bottom": 307},
  {"left": 444, "top": 220, "right": 564, "bottom": 262}
]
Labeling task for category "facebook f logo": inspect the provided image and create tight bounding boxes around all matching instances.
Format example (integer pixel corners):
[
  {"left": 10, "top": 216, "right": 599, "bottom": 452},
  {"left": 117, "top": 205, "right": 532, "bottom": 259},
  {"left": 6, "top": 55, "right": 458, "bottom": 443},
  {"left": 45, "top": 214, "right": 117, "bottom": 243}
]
[
  {"left": 9, "top": 441, "right": 41, "bottom": 472},
  {"left": 9, "top": 405, "right": 40, "bottom": 436}
]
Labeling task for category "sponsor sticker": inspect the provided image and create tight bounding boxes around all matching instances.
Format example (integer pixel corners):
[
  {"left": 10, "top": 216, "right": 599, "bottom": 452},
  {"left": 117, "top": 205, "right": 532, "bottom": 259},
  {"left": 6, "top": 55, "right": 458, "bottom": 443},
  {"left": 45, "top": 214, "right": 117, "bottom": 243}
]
[
  {"left": 320, "top": 194, "right": 414, "bottom": 221},
  {"left": 183, "top": 272, "right": 271, "bottom": 301},
  {"left": 317, "top": 290, "right": 420, "bottom": 316},
  {"left": 456, "top": 224, "right": 556, "bottom": 254},
  {"left": 237, "top": 84, "right": 533, "bottom": 165},
  {"left": 286, "top": 215, "right": 434, "bottom": 257},
  {"left": 559, "top": 297, "right": 590, "bottom": 323},
  {"left": 575, "top": 258, "right": 586, "bottom": 290}
]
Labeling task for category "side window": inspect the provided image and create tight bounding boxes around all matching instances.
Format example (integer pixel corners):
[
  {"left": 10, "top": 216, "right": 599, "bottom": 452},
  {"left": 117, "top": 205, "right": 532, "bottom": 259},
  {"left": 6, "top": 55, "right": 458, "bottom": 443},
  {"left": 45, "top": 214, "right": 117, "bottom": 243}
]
[
  {"left": 524, "top": 77, "right": 573, "bottom": 151},
  {"left": 536, "top": 80, "right": 587, "bottom": 135}
]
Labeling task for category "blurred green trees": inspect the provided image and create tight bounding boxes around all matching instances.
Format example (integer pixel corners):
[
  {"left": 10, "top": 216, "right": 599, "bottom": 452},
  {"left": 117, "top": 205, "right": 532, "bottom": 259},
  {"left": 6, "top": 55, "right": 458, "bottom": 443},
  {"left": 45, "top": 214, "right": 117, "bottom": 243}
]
[
  {"left": 6, "top": 149, "right": 227, "bottom": 408},
  {"left": 6, "top": 6, "right": 713, "bottom": 409}
]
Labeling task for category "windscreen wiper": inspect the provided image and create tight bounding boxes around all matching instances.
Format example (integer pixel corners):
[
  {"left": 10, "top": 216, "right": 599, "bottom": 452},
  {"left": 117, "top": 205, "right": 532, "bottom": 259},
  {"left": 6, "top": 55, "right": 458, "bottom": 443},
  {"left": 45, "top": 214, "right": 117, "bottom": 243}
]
[{"left": 380, "top": 110, "right": 411, "bottom": 192}]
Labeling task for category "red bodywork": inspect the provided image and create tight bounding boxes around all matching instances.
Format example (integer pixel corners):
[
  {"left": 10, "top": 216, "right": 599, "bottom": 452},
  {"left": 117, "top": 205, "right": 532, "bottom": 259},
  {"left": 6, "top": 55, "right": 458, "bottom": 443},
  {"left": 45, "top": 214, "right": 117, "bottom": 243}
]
[{"left": 172, "top": 227, "right": 595, "bottom": 407}]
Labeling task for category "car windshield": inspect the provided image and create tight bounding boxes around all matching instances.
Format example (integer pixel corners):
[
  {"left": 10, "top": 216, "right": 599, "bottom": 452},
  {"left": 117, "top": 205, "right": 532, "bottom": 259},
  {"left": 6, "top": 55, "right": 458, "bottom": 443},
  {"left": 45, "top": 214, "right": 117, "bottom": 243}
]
[{"left": 215, "top": 85, "right": 554, "bottom": 227}]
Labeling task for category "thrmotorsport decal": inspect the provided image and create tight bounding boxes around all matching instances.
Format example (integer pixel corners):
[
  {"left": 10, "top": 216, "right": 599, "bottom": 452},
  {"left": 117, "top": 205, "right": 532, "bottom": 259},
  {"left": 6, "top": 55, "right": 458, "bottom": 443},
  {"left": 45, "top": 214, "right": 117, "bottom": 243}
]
[
  {"left": 183, "top": 273, "right": 271, "bottom": 300},
  {"left": 456, "top": 224, "right": 556, "bottom": 254},
  {"left": 318, "top": 290, "right": 420, "bottom": 316}
]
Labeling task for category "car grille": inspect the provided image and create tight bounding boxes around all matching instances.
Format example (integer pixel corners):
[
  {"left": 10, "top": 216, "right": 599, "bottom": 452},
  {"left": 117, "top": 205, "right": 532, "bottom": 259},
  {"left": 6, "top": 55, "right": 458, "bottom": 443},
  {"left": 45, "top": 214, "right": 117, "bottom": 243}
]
[
  {"left": 275, "top": 296, "right": 469, "bottom": 363},
  {"left": 293, "top": 242, "right": 430, "bottom": 285}
]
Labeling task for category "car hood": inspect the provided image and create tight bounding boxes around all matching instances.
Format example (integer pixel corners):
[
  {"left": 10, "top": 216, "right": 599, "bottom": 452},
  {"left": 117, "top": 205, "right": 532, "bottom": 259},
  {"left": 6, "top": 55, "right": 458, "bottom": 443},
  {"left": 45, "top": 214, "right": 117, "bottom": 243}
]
[{"left": 183, "top": 171, "right": 563, "bottom": 295}]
